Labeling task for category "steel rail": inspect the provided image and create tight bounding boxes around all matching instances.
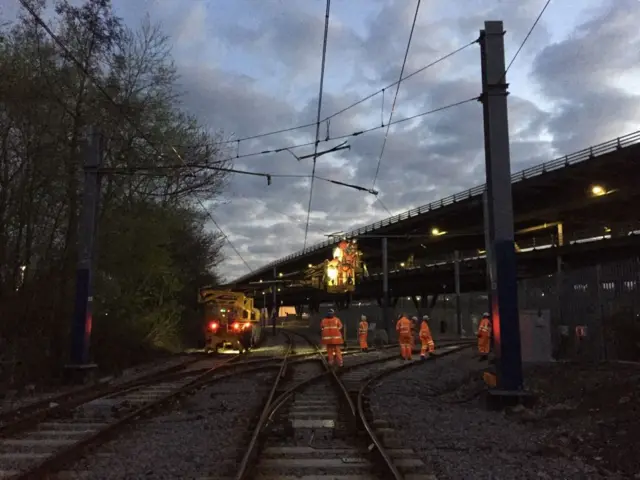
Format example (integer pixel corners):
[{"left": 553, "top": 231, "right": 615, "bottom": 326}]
[
  {"left": 265, "top": 336, "right": 474, "bottom": 419},
  {"left": 10, "top": 354, "right": 244, "bottom": 480},
  {"left": 0, "top": 356, "right": 210, "bottom": 438},
  {"left": 232, "top": 331, "right": 474, "bottom": 479},
  {"left": 233, "top": 332, "right": 297, "bottom": 480},
  {"left": 356, "top": 343, "right": 473, "bottom": 480}
]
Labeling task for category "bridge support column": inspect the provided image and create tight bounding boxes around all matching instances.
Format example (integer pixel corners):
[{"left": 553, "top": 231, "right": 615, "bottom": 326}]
[
  {"left": 454, "top": 250, "right": 462, "bottom": 336},
  {"left": 411, "top": 294, "right": 429, "bottom": 318},
  {"left": 381, "top": 237, "right": 390, "bottom": 338},
  {"left": 479, "top": 20, "right": 524, "bottom": 396},
  {"left": 309, "top": 296, "right": 321, "bottom": 314},
  {"left": 335, "top": 292, "right": 352, "bottom": 311},
  {"left": 272, "top": 266, "right": 277, "bottom": 336}
]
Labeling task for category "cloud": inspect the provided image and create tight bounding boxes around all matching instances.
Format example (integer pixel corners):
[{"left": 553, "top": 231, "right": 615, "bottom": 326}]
[{"left": 104, "top": 0, "right": 640, "bottom": 280}]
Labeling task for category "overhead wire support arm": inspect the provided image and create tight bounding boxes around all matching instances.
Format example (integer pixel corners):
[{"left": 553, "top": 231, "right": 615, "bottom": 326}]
[
  {"left": 298, "top": 141, "right": 350, "bottom": 160},
  {"left": 316, "top": 177, "right": 378, "bottom": 195}
]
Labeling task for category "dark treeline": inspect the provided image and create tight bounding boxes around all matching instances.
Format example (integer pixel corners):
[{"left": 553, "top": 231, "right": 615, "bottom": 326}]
[{"left": 0, "top": 0, "right": 230, "bottom": 385}]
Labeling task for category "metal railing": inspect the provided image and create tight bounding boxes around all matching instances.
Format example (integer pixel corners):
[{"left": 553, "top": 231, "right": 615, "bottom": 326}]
[{"left": 233, "top": 129, "right": 640, "bottom": 284}]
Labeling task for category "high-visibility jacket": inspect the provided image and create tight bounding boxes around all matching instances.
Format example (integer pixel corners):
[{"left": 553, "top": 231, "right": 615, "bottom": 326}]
[
  {"left": 396, "top": 316, "right": 412, "bottom": 336},
  {"left": 477, "top": 317, "right": 491, "bottom": 337},
  {"left": 358, "top": 320, "right": 368, "bottom": 335},
  {"left": 320, "top": 316, "right": 343, "bottom": 345},
  {"left": 419, "top": 320, "right": 433, "bottom": 340}
]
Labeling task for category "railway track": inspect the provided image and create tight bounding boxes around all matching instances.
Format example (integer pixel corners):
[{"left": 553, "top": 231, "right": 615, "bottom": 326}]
[
  {"left": 0, "top": 329, "right": 472, "bottom": 478},
  {"left": 233, "top": 332, "right": 472, "bottom": 480},
  {"left": 0, "top": 334, "right": 315, "bottom": 480}
]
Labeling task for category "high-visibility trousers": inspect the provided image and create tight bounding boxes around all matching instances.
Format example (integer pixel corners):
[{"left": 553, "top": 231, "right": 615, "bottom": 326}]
[
  {"left": 398, "top": 334, "right": 413, "bottom": 359},
  {"left": 326, "top": 345, "right": 343, "bottom": 366},
  {"left": 478, "top": 334, "right": 490, "bottom": 354},
  {"left": 420, "top": 338, "right": 435, "bottom": 356},
  {"left": 358, "top": 334, "right": 368, "bottom": 349}
]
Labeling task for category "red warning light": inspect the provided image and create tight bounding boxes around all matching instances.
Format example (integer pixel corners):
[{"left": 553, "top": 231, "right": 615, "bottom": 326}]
[
  {"left": 231, "top": 322, "right": 241, "bottom": 331},
  {"left": 209, "top": 322, "right": 218, "bottom": 331}
]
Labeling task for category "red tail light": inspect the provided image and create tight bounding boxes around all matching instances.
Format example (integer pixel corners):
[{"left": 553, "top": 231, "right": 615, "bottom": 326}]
[
  {"left": 243, "top": 322, "right": 251, "bottom": 330},
  {"left": 209, "top": 322, "right": 218, "bottom": 331},
  {"left": 232, "top": 322, "right": 241, "bottom": 331}
]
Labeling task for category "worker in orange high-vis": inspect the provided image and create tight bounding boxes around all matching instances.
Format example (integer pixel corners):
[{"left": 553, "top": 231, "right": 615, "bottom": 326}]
[
  {"left": 419, "top": 315, "right": 435, "bottom": 360},
  {"left": 396, "top": 313, "right": 413, "bottom": 360},
  {"left": 320, "top": 309, "right": 344, "bottom": 367},
  {"left": 358, "top": 315, "right": 369, "bottom": 352},
  {"left": 477, "top": 312, "right": 491, "bottom": 360}
]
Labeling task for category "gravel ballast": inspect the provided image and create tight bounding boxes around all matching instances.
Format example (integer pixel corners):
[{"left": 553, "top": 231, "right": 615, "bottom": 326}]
[
  {"left": 70, "top": 369, "right": 277, "bottom": 479},
  {"left": 368, "top": 349, "right": 610, "bottom": 479}
]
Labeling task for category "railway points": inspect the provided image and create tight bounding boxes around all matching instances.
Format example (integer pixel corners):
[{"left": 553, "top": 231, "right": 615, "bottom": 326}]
[
  {"left": 0, "top": 327, "right": 633, "bottom": 478},
  {"left": 232, "top": 330, "right": 471, "bottom": 480}
]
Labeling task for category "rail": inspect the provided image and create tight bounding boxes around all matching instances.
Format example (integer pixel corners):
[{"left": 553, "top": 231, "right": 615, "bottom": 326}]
[
  {"left": 10, "top": 354, "right": 245, "bottom": 479},
  {"left": 233, "top": 332, "right": 295, "bottom": 480},
  {"left": 0, "top": 356, "right": 203, "bottom": 437},
  {"left": 233, "top": 129, "right": 640, "bottom": 283},
  {"left": 356, "top": 343, "right": 473, "bottom": 480}
]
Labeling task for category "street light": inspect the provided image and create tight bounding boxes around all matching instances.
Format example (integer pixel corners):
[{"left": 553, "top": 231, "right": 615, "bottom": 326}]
[{"left": 591, "top": 185, "right": 605, "bottom": 196}]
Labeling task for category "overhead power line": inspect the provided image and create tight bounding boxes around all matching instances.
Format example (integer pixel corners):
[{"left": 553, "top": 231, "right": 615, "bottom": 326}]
[
  {"left": 215, "top": 39, "right": 477, "bottom": 147},
  {"left": 372, "top": 0, "right": 421, "bottom": 190},
  {"left": 207, "top": 97, "right": 479, "bottom": 166},
  {"left": 303, "top": 0, "right": 332, "bottom": 250},
  {"left": 501, "top": 0, "right": 552, "bottom": 81},
  {"left": 107, "top": 165, "right": 378, "bottom": 195},
  {"left": 376, "top": 197, "right": 393, "bottom": 216},
  {"left": 16, "top": 0, "right": 255, "bottom": 273}
]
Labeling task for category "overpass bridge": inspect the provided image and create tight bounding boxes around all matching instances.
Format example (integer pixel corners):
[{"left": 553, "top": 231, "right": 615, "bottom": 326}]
[{"left": 226, "top": 130, "right": 640, "bottom": 343}]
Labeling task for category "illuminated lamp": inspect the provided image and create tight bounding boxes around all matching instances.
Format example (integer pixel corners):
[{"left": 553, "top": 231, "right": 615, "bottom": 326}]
[
  {"left": 591, "top": 185, "right": 605, "bottom": 196},
  {"left": 326, "top": 265, "right": 338, "bottom": 284}
]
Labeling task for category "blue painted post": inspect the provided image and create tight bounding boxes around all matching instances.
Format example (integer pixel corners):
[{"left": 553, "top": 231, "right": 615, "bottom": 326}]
[
  {"left": 68, "top": 127, "right": 102, "bottom": 377},
  {"left": 479, "top": 21, "right": 523, "bottom": 391}
]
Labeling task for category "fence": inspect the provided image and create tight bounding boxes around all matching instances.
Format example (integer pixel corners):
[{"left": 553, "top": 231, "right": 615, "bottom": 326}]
[{"left": 308, "top": 257, "right": 640, "bottom": 361}]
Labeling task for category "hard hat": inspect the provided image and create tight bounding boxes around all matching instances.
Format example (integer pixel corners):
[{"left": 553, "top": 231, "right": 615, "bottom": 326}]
[
  {"left": 482, "top": 312, "right": 489, "bottom": 318},
  {"left": 328, "top": 309, "right": 335, "bottom": 315},
  {"left": 361, "top": 314, "right": 367, "bottom": 320},
  {"left": 423, "top": 315, "right": 430, "bottom": 320},
  {"left": 412, "top": 316, "right": 418, "bottom": 321}
]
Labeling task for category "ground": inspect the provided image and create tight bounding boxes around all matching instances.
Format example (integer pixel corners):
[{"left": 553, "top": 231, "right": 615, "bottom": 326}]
[
  {"left": 513, "top": 361, "right": 640, "bottom": 477},
  {"left": 370, "top": 349, "right": 640, "bottom": 479}
]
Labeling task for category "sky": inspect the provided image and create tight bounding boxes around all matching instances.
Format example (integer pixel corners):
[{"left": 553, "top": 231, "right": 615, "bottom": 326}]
[{"left": 6, "top": 0, "right": 640, "bottom": 281}]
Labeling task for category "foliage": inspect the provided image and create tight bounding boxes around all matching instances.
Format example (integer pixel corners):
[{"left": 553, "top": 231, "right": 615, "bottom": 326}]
[{"left": 0, "top": 0, "right": 229, "bottom": 383}]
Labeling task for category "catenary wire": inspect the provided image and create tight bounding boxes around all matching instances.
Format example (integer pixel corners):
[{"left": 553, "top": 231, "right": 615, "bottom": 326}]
[
  {"left": 376, "top": 197, "right": 393, "bottom": 216},
  {"left": 16, "top": 0, "right": 255, "bottom": 273},
  {"left": 371, "top": 3, "right": 552, "bottom": 229},
  {"left": 500, "top": 0, "right": 552, "bottom": 82},
  {"left": 372, "top": 0, "right": 421, "bottom": 190},
  {"left": 214, "top": 38, "right": 477, "bottom": 146},
  {"left": 207, "top": 96, "right": 479, "bottom": 165},
  {"left": 303, "top": 0, "right": 331, "bottom": 250}
]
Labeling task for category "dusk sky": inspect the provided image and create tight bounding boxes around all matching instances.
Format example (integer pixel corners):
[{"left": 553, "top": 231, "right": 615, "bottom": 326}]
[{"left": 6, "top": 0, "right": 640, "bottom": 281}]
